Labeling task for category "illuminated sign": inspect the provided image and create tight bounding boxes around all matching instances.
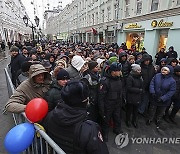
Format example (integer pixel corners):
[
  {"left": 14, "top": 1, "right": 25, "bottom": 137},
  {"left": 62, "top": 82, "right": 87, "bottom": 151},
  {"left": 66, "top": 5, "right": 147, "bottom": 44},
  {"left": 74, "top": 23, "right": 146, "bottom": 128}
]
[
  {"left": 125, "top": 23, "right": 142, "bottom": 29},
  {"left": 151, "top": 19, "right": 173, "bottom": 28}
]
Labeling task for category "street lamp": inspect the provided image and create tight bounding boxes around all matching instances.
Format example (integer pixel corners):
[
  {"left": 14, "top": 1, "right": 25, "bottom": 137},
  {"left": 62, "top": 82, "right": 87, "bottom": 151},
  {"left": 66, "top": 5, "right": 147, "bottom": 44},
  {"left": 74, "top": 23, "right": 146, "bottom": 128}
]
[{"left": 23, "top": 15, "right": 40, "bottom": 41}]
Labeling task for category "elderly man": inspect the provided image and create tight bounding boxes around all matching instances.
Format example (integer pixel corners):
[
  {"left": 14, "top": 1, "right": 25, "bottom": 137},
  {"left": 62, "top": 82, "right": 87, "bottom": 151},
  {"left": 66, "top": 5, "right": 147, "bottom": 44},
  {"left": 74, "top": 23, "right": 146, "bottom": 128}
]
[{"left": 4, "top": 64, "right": 52, "bottom": 113}]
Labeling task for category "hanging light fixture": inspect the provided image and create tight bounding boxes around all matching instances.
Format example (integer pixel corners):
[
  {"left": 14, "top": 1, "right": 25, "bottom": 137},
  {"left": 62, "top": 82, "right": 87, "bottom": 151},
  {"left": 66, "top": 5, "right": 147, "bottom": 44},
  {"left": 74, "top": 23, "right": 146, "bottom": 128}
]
[{"left": 23, "top": 15, "right": 28, "bottom": 26}]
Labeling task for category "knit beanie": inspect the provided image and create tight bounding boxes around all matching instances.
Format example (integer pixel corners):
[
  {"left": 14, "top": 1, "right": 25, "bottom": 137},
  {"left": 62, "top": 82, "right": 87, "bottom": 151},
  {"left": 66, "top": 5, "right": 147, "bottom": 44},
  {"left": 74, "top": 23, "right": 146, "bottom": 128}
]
[
  {"left": 56, "top": 69, "right": 70, "bottom": 80},
  {"left": 131, "top": 64, "right": 141, "bottom": 72},
  {"left": 88, "top": 61, "right": 98, "bottom": 70},
  {"left": 71, "top": 55, "right": 85, "bottom": 71},
  {"left": 174, "top": 65, "right": 180, "bottom": 73},
  {"left": 109, "top": 56, "right": 118, "bottom": 64},
  {"left": 109, "top": 62, "right": 122, "bottom": 72}
]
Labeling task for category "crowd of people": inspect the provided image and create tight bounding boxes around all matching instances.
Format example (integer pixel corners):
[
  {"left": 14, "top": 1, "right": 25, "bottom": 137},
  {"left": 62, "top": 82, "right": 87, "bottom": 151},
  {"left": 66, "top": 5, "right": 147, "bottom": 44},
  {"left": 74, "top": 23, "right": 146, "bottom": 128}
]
[{"left": 4, "top": 40, "right": 180, "bottom": 154}]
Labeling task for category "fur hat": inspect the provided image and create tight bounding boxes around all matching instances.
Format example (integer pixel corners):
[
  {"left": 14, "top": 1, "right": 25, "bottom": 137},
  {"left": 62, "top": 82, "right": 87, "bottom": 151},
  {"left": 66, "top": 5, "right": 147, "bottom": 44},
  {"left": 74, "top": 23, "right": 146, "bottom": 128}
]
[
  {"left": 88, "top": 61, "right": 98, "bottom": 70},
  {"left": 61, "top": 80, "right": 89, "bottom": 107},
  {"left": 71, "top": 55, "right": 85, "bottom": 71}
]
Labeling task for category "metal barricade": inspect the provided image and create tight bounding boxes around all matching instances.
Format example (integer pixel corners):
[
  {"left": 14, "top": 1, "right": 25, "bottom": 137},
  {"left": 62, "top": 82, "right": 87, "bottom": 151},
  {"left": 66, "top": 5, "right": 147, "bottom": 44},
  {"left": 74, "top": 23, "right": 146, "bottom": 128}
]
[{"left": 4, "top": 67, "right": 66, "bottom": 154}]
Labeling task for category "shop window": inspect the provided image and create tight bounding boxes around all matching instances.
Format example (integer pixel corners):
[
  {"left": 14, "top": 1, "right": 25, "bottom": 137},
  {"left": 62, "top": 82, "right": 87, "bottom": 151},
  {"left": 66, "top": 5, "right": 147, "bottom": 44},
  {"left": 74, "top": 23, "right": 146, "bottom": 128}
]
[
  {"left": 126, "top": 32, "right": 145, "bottom": 51},
  {"left": 158, "top": 30, "right": 169, "bottom": 51},
  {"left": 151, "top": 0, "right": 159, "bottom": 11},
  {"left": 136, "top": 0, "right": 142, "bottom": 15}
]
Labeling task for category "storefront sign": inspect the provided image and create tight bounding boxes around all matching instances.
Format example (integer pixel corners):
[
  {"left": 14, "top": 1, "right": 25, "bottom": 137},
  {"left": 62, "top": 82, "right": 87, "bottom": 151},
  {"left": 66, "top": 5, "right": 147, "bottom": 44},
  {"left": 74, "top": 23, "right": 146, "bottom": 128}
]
[
  {"left": 125, "top": 23, "right": 142, "bottom": 29},
  {"left": 151, "top": 19, "right": 173, "bottom": 28}
]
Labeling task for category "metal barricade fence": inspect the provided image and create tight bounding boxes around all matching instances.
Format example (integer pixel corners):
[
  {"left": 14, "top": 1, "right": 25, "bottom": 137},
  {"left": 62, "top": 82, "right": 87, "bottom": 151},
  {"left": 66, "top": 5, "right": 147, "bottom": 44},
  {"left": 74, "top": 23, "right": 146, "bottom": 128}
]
[{"left": 4, "top": 67, "right": 66, "bottom": 154}]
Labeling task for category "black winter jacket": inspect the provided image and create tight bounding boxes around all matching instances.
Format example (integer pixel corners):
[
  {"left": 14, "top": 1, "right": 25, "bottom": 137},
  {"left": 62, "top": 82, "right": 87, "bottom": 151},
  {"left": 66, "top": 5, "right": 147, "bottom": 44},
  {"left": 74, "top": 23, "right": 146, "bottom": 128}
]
[
  {"left": 43, "top": 103, "right": 109, "bottom": 154},
  {"left": 126, "top": 72, "right": 144, "bottom": 104},
  {"left": 172, "top": 74, "right": 180, "bottom": 106},
  {"left": 44, "top": 81, "right": 63, "bottom": 111},
  {"left": 141, "top": 63, "right": 155, "bottom": 91}
]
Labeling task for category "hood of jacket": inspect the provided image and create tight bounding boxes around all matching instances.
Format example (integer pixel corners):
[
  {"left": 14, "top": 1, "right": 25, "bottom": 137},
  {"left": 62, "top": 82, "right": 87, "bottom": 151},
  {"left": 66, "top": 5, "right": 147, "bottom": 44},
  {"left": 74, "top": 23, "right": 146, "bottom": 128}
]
[
  {"left": 29, "top": 64, "right": 52, "bottom": 86},
  {"left": 51, "top": 103, "right": 87, "bottom": 126}
]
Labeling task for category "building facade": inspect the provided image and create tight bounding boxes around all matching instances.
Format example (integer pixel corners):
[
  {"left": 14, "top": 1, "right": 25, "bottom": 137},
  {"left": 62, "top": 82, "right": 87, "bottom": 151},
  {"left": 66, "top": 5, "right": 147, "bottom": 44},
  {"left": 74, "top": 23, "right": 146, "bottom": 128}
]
[
  {"left": 0, "top": 0, "right": 30, "bottom": 44},
  {"left": 45, "top": 0, "right": 180, "bottom": 56}
]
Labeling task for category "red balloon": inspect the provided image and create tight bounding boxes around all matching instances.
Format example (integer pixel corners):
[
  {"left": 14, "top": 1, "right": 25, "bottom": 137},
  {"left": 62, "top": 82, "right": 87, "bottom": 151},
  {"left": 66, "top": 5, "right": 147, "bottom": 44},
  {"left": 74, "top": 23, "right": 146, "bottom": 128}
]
[{"left": 25, "top": 98, "right": 48, "bottom": 122}]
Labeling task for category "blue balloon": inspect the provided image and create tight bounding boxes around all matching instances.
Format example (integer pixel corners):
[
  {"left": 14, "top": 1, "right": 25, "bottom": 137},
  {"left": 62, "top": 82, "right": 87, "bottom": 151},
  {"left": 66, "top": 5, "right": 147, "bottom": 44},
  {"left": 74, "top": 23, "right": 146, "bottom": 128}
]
[{"left": 4, "top": 122, "right": 35, "bottom": 153}]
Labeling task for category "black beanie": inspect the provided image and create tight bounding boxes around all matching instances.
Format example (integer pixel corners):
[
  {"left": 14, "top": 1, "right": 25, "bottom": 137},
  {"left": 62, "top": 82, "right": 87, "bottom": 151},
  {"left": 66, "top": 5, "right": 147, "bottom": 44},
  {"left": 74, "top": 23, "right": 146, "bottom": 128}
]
[
  {"left": 88, "top": 61, "right": 98, "bottom": 70},
  {"left": 56, "top": 69, "right": 70, "bottom": 80},
  {"left": 174, "top": 65, "right": 180, "bottom": 73}
]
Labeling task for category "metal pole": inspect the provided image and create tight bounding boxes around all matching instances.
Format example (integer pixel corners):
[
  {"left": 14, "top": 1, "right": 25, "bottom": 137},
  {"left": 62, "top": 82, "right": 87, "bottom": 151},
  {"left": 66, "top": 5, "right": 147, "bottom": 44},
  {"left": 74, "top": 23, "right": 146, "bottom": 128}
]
[{"left": 32, "top": 25, "right": 35, "bottom": 41}]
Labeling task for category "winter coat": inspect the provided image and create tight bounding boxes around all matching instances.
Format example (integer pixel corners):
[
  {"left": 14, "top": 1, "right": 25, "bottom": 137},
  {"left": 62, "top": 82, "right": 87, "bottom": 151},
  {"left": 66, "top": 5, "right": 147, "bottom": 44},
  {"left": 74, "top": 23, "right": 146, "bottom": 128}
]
[
  {"left": 10, "top": 53, "right": 25, "bottom": 86},
  {"left": 126, "top": 72, "right": 144, "bottom": 105},
  {"left": 166, "top": 50, "right": 178, "bottom": 59},
  {"left": 83, "top": 71, "right": 100, "bottom": 105},
  {"left": 42, "top": 103, "right": 109, "bottom": 154},
  {"left": 141, "top": 63, "right": 155, "bottom": 91},
  {"left": 66, "top": 65, "right": 83, "bottom": 80},
  {"left": 5, "top": 64, "right": 52, "bottom": 113},
  {"left": 98, "top": 71, "right": 122, "bottom": 116},
  {"left": 149, "top": 68, "right": 176, "bottom": 106},
  {"left": 155, "top": 52, "right": 166, "bottom": 65},
  {"left": 172, "top": 74, "right": 180, "bottom": 106},
  {"left": 44, "top": 80, "right": 63, "bottom": 111}
]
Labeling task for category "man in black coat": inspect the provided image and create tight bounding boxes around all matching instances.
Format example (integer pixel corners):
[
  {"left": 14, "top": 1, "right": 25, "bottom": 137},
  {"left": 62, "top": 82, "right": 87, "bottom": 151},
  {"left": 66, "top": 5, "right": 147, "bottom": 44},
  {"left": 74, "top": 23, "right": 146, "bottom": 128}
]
[
  {"left": 43, "top": 80, "right": 109, "bottom": 154},
  {"left": 138, "top": 54, "right": 155, "bottom": 116},
  {"left": 166, "top": 46, "right": 178, "bottom": 59},
  {"left": 98, "top": 62, "right": 123, "bottom": 142},
  {"left": 9, "top": 46, "right": 25, "bottom": 86}
]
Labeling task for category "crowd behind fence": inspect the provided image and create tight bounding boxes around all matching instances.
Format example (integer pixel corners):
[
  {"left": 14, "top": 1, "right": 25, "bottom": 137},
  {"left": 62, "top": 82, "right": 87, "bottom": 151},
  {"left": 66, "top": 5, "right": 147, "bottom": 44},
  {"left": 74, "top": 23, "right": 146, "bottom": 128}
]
[{"left": 4, "top": 67, "right": 66, "bottom": 154}]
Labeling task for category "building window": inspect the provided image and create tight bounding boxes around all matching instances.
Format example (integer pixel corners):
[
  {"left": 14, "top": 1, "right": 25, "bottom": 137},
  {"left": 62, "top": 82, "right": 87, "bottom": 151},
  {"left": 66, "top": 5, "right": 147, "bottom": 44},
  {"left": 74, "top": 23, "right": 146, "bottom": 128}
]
[
  {"left": 177, "top": 0, "right": 180, "bottom": 5},
  {"left": 95, "top": 12, "right": 98, "bottom": 24},
  {"left": 114, "top": 4, "right": 118, "bottom": 19},
  {"left": 136, "top": 0, "right": 142, "bottom": 15},
  {"left": 92, "top": 14, "right": 94, "bottom": 25},
  {"left": 151, "top": 0, "right": 159, "bottom": 11},
  {"left": 125, "top": 0, "right": 130, "bottom": 17},
  {"left": 107, "top": 6, "right": 111, "bottom": 21},
  {"left": 101, "top": 10, "right": 104, "bottom": 23}
]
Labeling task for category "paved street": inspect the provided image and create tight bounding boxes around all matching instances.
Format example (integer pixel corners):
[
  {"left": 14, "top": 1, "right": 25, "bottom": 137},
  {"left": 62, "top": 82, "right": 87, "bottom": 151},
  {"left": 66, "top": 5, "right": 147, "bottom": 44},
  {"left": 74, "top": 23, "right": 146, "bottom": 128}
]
[
  {"left": 107, "top": 111, "right": 180, "bottom": 154},
  {"left": 0, "top": 53, "right": 14, "bottom": 154}
]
